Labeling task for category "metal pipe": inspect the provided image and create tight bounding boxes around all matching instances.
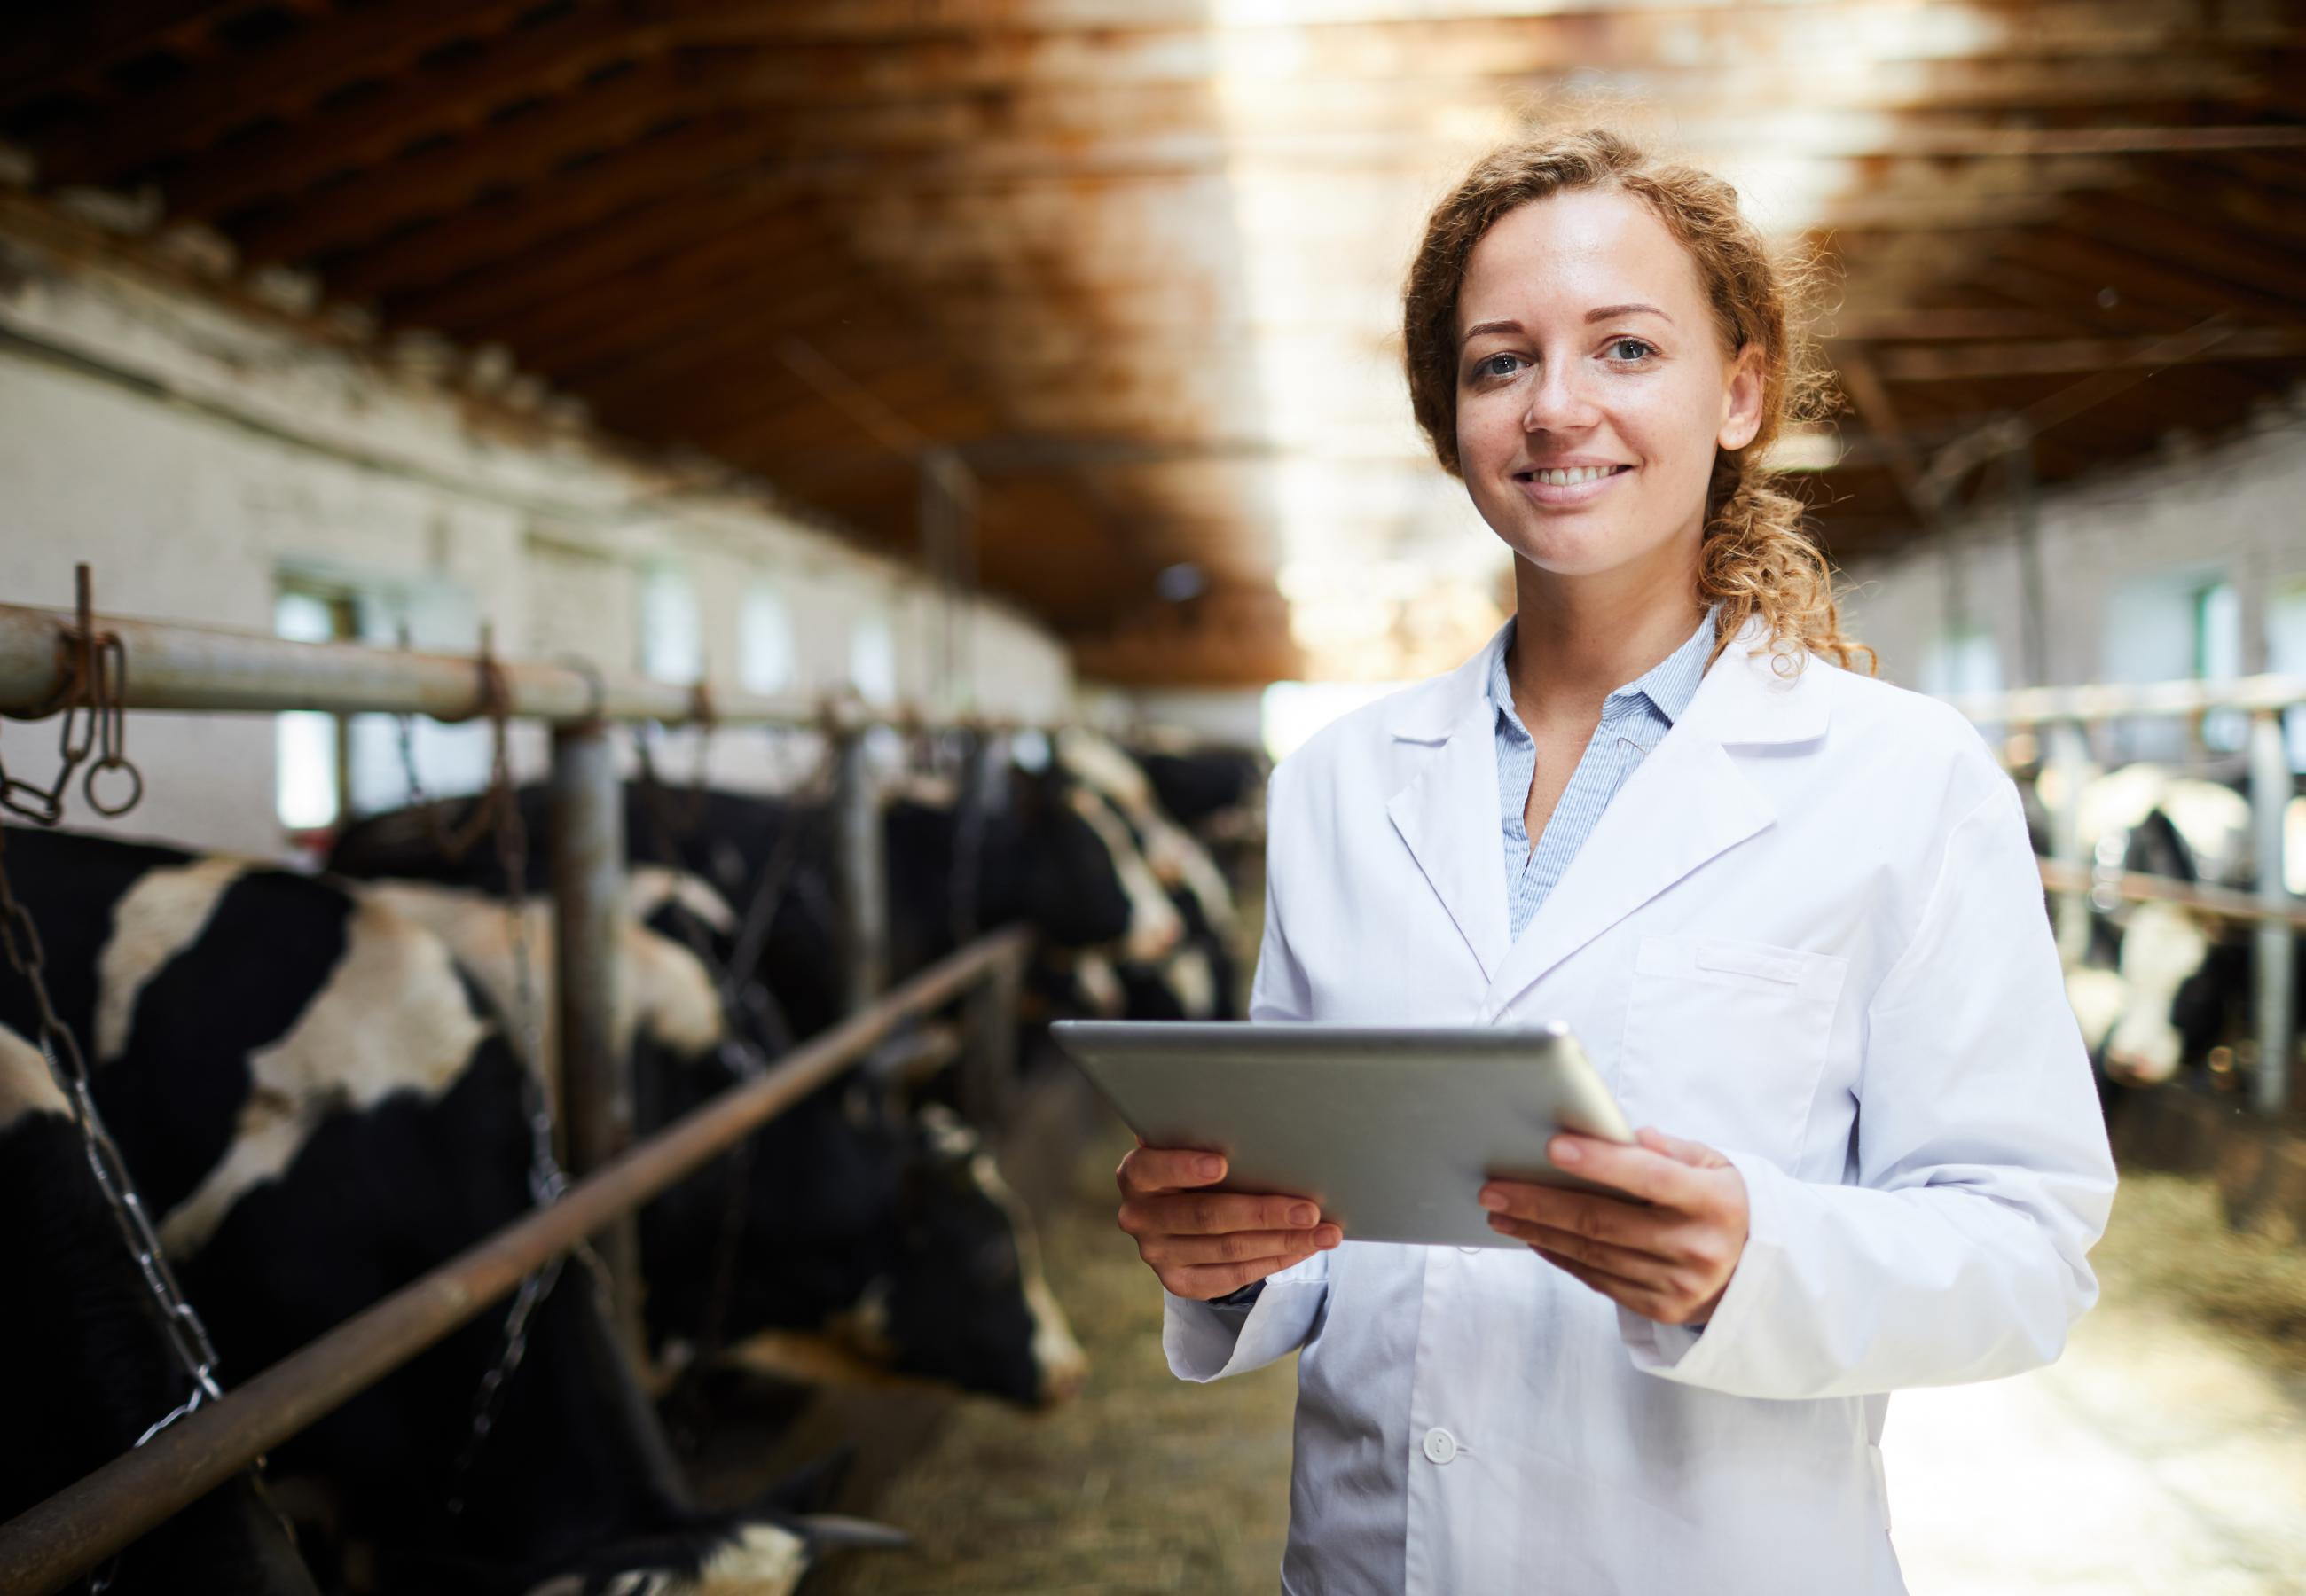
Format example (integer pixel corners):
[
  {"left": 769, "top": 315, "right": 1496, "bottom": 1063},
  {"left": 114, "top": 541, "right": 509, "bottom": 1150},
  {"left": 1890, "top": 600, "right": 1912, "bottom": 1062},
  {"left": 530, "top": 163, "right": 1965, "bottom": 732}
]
[
  {"left": 835, "top": 728, "right": 889, "bottom": 1014},
  {"left": 2249, "top": 709, "right": 2295, "bottom": 1115},
  {"left": 2034, "top": 858, "right": 2306, "bottom": 932},
  {"left": 961, "top": 937, "right": 1025, "bottom": 1128},
  {"left": 1947, "top": 671, "right": 2306, "bottom": 729},
  {"left": 0, "top": 603, "right": 1039, "bottom": 732},
  {"left": 2045, "top": 718, "right": 2092, "bottom": 965},
  {"left": 549, "top": 720, "right": 643, "bottom": 1349},
  {"left": 0, "top": 927, "right": 1032, "bottom": 1596}
]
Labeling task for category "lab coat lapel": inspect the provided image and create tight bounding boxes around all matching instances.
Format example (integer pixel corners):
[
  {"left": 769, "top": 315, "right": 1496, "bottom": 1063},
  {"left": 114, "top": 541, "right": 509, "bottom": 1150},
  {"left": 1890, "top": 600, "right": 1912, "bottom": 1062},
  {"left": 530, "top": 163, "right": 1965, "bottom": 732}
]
[
  {"left": 1384, "top": 625, "right": 1513, "bottom": 984},
  {"left": 1481, "top": 616, "right": 1833, "bottom": 1014}
]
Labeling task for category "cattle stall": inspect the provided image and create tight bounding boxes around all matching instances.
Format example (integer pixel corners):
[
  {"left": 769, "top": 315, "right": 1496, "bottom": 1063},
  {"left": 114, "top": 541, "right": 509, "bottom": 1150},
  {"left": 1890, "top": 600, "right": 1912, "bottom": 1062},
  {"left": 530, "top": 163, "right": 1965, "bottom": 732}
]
[
  {"left": 0, "top": 578, "right": 1060, "bottom": 1594},
  {"left": 1950, "top": 670, "right": 2306, "bottom": 1121}
]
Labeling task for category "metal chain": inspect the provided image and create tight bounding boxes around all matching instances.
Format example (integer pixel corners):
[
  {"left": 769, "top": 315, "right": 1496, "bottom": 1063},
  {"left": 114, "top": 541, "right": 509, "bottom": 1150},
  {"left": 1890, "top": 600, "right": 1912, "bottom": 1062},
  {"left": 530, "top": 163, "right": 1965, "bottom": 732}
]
[
  {"left": 0, "top": 565, "right": 145, "bottom": 825},
  {"left": 0, "top": 833, "right": 223, "bottom": 1431},
  {"left": 438, "top": 645, "right": 584, "bottom": 1516}
]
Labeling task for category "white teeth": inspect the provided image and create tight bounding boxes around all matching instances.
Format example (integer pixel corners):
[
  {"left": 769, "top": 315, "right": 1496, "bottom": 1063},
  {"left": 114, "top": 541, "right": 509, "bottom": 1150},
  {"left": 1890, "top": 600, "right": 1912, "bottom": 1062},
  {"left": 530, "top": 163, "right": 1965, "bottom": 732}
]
[{"left": 1532, "top": 465, "right": 1623, "bottom": 486}]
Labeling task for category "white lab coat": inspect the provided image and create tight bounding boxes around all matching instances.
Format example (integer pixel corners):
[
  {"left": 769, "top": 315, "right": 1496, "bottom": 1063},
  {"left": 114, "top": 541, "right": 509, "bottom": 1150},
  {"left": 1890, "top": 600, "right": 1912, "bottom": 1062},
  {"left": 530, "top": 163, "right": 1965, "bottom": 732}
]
[{"left": 1165, "top": 612, "right": 2117, "bottom": 1595}]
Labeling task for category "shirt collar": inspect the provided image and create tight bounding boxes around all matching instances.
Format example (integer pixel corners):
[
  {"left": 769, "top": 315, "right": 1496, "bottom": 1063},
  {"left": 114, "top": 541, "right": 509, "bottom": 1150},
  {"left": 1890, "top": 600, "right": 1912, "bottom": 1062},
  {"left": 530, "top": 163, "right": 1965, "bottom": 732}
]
[{"left": 1486, "top": 601, "right": 1722, "bottom": 736}]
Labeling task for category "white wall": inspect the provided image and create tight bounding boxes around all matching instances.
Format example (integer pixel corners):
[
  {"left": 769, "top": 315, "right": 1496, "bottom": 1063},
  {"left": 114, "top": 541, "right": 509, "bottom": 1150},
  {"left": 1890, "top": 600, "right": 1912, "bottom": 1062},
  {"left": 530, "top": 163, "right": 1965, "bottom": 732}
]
[
  {"left": 0, "top": 198, "right": 1072, "bottom": 858},
  {"left": 1837, "top": 413, "right": 2306, "bottom": 725}
]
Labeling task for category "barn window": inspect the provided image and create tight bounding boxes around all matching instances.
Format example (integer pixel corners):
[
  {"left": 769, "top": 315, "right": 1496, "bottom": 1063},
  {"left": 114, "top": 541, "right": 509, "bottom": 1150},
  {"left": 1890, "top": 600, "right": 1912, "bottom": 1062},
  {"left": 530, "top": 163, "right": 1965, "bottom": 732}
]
[
  {"left": 2265, "top": 579, "right": 2306, "bottom": 773},
  {"left": 638, "top": 564, "right": 702, "bottom": 685},
  {"left": 851, "top": 611, "right": 898, "bottom": 706},
  {"left": 2101, "top": 567, "right": 2235, "bottom": 763},
  {"left": 274, "top": 584, "right": 353, "bottom": 833},
  {"left": 740, "top": 583, "right": 796, "bottom": 694}
]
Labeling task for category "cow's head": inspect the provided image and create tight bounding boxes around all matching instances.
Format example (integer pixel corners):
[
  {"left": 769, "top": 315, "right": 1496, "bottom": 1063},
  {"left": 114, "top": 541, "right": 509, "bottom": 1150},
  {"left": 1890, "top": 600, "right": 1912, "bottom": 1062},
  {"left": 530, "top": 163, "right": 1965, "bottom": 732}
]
[
  {"left": 979, "top": 764, "right": 1180, "bottom": 959},
  {"left": 862, "top": 1106, "right": 1087, "bottom": 1408}
]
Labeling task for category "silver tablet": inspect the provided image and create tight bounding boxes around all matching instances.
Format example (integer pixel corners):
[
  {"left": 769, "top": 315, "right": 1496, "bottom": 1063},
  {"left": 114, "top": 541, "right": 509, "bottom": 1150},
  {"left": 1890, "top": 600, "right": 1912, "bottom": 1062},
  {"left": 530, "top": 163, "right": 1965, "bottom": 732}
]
[{"left": 1052, "top": 1020, "right": 1635, "bottom": 1249}]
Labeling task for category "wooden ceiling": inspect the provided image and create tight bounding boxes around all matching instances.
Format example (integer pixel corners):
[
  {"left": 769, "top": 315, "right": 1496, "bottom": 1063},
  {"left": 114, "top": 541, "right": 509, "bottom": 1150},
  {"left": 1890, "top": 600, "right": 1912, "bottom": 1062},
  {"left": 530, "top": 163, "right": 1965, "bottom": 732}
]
[{"left": 4, "top": 0, "right": 2305, "bottom": 685}]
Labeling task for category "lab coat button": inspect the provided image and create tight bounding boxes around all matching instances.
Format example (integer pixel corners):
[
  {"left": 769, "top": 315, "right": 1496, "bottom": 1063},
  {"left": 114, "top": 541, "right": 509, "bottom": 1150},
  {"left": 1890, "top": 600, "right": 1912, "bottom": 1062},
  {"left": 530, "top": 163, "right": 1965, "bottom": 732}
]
[{"left": 1421, "top": 1428, "right": 1458, "bottom": 1465}]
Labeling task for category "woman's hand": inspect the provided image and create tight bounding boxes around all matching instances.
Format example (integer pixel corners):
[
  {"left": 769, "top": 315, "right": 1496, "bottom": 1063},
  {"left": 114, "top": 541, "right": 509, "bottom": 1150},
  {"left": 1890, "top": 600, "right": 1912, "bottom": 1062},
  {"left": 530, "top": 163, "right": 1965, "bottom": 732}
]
[
  {"left": 1479, "top": 1128, "right": 1748, "bottom": 1326},
  {"left": 1118, "top": 1145, "right": 1343, "bottom": 1302}
]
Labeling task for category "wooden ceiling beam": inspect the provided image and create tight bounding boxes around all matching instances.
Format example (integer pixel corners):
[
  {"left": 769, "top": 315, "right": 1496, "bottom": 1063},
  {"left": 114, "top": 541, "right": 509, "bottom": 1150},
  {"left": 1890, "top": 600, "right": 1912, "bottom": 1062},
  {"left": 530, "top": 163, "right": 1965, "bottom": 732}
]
[
  {"left": 1867, "top": 327, "right": 2306, "bottom": 382},
  {"left": 474, "top": 216, "right": 851, "bottom": 371},
  {"left": 32, "top": 0, "right": 555, "bottom": 183},
  {"left": 2050, "top": 188, "right": 2306, "bottom": 308},
  {"left": 320, "top": 111, "right": 780, "bottom": 300},
  {"left": 217, "top": 53, "right": 770, "bottom": 262},
  {"left": 2000, "top": 226, "right": 2306, "bottom": 326},
  {"left": 157, "top": 4, "right": 748, "bottom": 218},
  {"left": 379, "top": 184, "right": 808, "bottom": 335},
  {"left": 0, "top": 1, "right": 253, "bottom": 106}
]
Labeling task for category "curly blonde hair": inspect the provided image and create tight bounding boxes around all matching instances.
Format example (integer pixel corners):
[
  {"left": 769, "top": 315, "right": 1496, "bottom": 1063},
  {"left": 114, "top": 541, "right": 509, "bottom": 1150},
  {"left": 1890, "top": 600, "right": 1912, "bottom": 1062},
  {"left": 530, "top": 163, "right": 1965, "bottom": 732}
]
[{"left": 1403, "top": 127, "right": 1874, "bottom": 676}]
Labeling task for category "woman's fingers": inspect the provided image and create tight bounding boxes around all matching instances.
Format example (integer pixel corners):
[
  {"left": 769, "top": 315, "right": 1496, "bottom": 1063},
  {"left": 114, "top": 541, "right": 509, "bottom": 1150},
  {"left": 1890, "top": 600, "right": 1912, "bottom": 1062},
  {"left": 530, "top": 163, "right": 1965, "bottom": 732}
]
[
  {"left": 1145, "top": 1224, "right": 1343, "bottom": 1267},
  {"left": 1165, "top": 1242, "right": 1325, "bottom": 1302},
  {"left": 1123, "top": 1188, "right": 1325, "bottom": 1239},
  {"left": 1530, "top": 1246, "right": 1675, "bottom": 1322},
  {"left": 1486, "top": 1214, "right": 1675, "bottom": 1286},
  {"left": 1117, "top": 1145, "right": 1228, "bottom": 1197}
]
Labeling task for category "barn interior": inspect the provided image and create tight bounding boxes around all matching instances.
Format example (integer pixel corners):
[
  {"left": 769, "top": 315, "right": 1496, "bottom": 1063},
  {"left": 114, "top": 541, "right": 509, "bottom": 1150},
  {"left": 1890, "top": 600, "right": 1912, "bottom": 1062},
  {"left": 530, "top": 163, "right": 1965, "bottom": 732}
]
[{"left": 3, "top": 3, "right": 2305, "bottom": 1592}]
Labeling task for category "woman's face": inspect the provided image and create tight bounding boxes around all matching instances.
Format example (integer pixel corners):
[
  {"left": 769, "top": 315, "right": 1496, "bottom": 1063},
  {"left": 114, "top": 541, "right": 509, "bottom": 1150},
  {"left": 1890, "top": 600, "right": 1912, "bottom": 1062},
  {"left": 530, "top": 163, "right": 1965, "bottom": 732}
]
[{"left": 1453, "top": 188, "right": 1763, "bottom": 586}]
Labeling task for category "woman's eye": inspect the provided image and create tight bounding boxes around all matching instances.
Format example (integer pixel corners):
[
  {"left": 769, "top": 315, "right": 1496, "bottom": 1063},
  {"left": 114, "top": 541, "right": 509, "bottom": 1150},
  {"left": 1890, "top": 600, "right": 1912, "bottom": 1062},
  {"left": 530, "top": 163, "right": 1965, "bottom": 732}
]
[
  {"left": 1608, "top": 338, "right": 1655, "bottom": 362},
  {"left": 1476, "top": 353, "right": 1523, "bottom": 379}
]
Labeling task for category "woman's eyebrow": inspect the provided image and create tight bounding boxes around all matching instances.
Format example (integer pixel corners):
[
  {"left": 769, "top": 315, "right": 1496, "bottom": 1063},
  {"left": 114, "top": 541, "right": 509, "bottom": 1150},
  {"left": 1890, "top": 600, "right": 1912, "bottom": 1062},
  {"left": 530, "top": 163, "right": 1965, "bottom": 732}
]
[
  {"left": 1462, "top": 304, "right": 1673, "bottom": 346},
  {"left": 1585, "top": 302, "right": 1672, "bottom": 324}
]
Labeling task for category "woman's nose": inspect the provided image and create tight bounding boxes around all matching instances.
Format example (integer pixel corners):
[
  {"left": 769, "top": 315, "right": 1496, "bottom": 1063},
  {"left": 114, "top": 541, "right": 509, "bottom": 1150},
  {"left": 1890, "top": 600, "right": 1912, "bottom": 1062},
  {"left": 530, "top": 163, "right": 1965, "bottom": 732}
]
[{"left": 1521, "top": 361, "right": 1599, "bottom": 433}]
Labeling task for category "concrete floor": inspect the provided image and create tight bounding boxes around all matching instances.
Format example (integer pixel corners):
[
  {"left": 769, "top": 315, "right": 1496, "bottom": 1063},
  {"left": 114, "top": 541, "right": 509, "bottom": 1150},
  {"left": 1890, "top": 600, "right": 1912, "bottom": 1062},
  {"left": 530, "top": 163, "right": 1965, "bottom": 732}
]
[
  {"left": 1886, "top": 1171, "right": 2306, "bottom": 1596},
  {"left": 811, "top": 1139, "right": 2306, "bottom": 1594}
]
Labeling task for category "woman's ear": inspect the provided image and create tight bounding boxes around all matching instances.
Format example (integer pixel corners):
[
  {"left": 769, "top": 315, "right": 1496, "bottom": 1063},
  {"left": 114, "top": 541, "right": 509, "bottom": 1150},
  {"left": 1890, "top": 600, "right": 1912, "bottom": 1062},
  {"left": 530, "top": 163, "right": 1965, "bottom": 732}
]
[{"left": 1716, "top": 342, "right": 1766, "bottom": 452}]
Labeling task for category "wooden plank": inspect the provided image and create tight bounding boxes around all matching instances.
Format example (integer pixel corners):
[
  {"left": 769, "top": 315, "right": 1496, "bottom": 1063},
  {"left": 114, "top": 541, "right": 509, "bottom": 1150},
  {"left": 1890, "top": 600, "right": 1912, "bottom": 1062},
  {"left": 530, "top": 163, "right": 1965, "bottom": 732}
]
[
  {"left": 476, "top": 215, "right": 851, "bottom": 372},
  {"left": 31, "top": 0, "right": 553, "bottom": 183},
  {"left": 2001, "top": 226, "right": 2306, "bottom": 326},
  {"left": 380, "top": 184, "right": 805, "bottom": 335},
  {"left": 158, "top": 2, "right": 730, "bottom": 218},
  {"left": 0, "top": 0, "right": 248, "bottom": 106},
  {"left": 1870, "top": 327, "right": 2306, "bottom": 382},
  {"left": 217, "top": 53, "right": 770, "bottom": 261},
  {"left": 2051, "top": 189, "right": 2306, "bottom": 308},
  {"left": 323, "top": 112, "right": 780, "bottom": 300}
]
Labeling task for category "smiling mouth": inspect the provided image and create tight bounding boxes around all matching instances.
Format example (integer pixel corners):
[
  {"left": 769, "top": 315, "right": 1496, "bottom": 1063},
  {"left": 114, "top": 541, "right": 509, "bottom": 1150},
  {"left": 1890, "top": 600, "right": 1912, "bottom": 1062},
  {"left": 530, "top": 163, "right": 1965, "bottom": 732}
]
[{"left": 1515, "top": 464, "right": 1635, "bottom": 487}]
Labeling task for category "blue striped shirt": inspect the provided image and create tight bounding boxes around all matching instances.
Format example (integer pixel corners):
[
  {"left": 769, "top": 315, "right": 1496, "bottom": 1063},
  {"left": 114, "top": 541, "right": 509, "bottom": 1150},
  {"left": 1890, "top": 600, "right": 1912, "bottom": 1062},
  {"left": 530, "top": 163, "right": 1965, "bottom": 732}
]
[{"left": 1489, "top": 605, "right": 1720, "bottom": 940}]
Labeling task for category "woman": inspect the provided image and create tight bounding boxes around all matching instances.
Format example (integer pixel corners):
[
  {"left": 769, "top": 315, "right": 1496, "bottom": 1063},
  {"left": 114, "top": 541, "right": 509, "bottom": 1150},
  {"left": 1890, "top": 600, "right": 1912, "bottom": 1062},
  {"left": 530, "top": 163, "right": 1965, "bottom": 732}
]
[{"left": 1114, "top": 129, "right": 2116, "bottom": 1593}]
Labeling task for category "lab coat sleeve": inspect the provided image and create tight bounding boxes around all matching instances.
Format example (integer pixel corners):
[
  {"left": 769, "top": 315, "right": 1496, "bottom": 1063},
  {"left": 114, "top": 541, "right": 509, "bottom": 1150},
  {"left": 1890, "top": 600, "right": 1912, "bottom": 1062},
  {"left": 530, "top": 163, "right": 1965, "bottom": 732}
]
[
  {"left": 1620, "top": 774, "right": 2118, "bottom": 1399},
  {"left": 1164, "top": 759, "right": 1335, "bottom": 1381}
]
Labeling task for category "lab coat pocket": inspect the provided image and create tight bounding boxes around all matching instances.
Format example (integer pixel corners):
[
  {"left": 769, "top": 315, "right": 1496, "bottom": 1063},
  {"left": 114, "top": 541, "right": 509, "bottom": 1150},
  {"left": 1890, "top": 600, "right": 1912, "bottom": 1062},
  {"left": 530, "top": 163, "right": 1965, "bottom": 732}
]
[{"left": 1616, "top": 933, "right": 1849, "bottom": 1164}]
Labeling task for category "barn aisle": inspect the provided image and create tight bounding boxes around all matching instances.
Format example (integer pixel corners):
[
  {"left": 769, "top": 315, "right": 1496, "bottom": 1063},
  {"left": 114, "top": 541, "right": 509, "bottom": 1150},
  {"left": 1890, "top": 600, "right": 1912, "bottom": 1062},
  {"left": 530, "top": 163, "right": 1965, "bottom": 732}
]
[
  {"left": 1887, "top": 1172, "right": 2306, "bottom": 1596},
  {"left": 815, "top": 1116, "right": 1298, "bottom": 1594}
]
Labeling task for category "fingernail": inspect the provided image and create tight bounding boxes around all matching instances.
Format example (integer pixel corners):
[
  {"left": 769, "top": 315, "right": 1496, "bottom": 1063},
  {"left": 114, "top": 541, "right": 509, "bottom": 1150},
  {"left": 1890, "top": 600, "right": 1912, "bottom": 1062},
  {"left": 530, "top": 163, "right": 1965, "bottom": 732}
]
[
  {"left": 1478, "top": 1189, "right": 1508, "bottom": 1211},
  {"left": 1487, "top": 1213, "right": 1510, "bottom": 1231},
  {"left": 1315, "top": 1224, "right": 1342, "bottom": 1248},
  {"left": 1196, "top": 1155, "right": 1224, "bottom": 1180},
  {"left": 1551, "top": 1137, "right": 1582, "bottom": 1165},
  {"left": 1288, "top": 1202, "right": 1318, "bottom": 1226}
]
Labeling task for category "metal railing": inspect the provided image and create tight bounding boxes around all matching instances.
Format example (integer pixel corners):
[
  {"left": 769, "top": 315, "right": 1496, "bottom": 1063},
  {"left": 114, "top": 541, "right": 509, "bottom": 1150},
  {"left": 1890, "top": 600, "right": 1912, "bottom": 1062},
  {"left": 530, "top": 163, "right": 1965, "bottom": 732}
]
[
  {"left": 1953, "top": 675, "right": 2304, "bottom": 1115},
  {"left": 0, "top": 589, "right": 1039, "bottom": 1592}
]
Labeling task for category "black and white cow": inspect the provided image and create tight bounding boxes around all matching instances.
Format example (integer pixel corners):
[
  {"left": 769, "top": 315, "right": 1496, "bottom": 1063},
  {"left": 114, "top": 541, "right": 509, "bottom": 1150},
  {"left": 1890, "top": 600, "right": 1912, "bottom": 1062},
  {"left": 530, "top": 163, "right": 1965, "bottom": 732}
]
[
  {"left": 0, "top": 825, "right": 845, "bottom": 1596},
  {"left": 2049, "top": 764, "right": 2279, "bottom": 1099},
  {"left": 360, "top": 871, "right": 1087, "bottom": 1409},
  {"left": 328, "top": 755, "right": 1185, "bottom": 1050},
  {"left": 1052, "top": 731, "right": 1243, "bottom": 1021},
  {"left": 0, "top": 1022, "right": 321, "bottom": 1596}
]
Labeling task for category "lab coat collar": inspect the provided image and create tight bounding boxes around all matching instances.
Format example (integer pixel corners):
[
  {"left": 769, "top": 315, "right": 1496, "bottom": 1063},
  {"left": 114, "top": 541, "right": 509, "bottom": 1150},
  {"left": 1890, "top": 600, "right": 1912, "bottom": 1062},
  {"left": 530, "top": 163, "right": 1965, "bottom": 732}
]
[{"left": 1382, "top": 608, "right": 1834, "bottom": 1002}]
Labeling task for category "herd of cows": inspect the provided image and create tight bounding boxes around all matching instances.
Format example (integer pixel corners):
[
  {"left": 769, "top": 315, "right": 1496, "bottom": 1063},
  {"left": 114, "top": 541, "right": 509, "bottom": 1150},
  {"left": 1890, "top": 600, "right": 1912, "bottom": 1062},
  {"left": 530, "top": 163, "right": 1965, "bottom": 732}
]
[{"left": 0, "top": 730, "right": 1263, "bottom": 1596}]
